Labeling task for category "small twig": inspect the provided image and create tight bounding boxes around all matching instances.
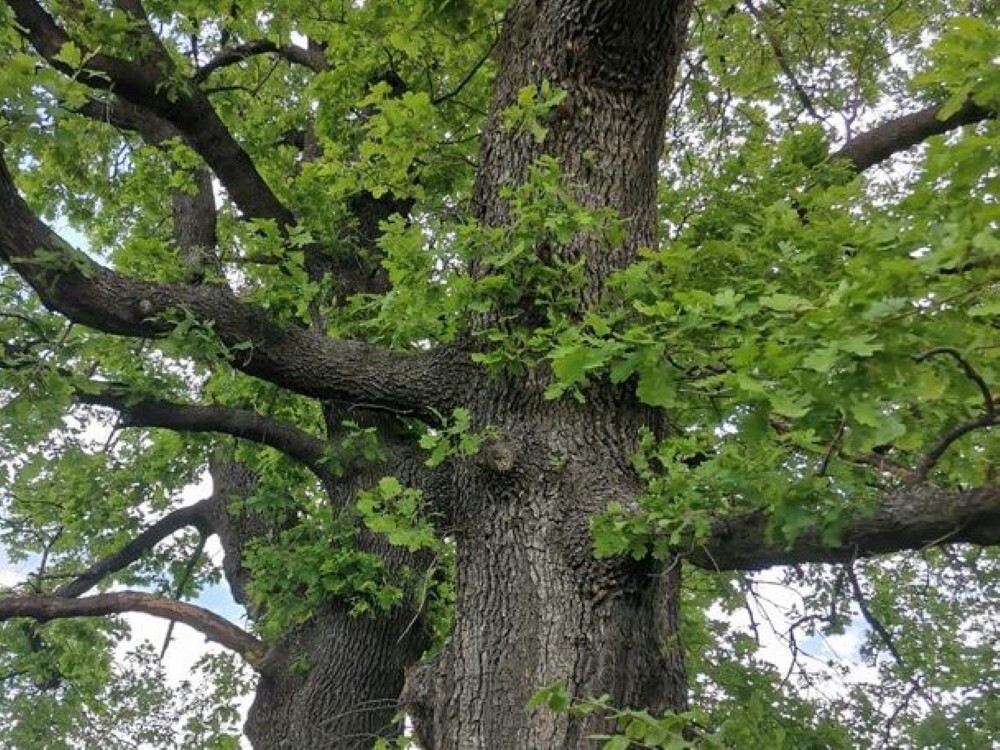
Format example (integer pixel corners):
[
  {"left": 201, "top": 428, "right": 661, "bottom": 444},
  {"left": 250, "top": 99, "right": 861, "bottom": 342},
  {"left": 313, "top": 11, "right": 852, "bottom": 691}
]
[
  {"left": 743, "top": 0, "right": 825, "bottom": 123},
  {"left": 432, "top": 35, "right": 500, "bottom": 105},
  {"left": 844, "top": 451, "right": 914, "bottom": 481},
  {"left": 739, "top": 577, "right": 762, "bottom": 646},
  {"left": 159, "top": 533, "right": 208, "bottom": 660},
  {"left": 879, "top": 680, "right": 922, "bottom": 749},
  {"left": 397, "top": 554, "right": 438, "bottom": 645},
  {"left": 845, "top": 560, "right": 903, "bottom": 666},
  {"left": 915, "top": 348, "right": 994, "bottom": 416},
  {"left": 913, "top": 347, "right": 997, "bottom": 482},
  {"left": 818, "top": 415, "right": 847, "bottom": 476}
]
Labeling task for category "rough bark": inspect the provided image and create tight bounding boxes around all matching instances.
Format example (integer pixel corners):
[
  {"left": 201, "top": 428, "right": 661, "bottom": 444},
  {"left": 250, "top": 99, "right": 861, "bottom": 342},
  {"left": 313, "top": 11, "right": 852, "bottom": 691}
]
[
  {"left": 399, "top": 5, "right": 697, "bottom": 746},
  {"left": 3, "top": 2, "right": 1000, "bottom": 749},
  {"left": 209, "top": 438, "right": 439, "bottom": 748},
  {"left": 473, "top": 0, "right": 695, "bottom": 304},
  {"left": 689, "top": 485, "right": 1000, "bottom": 571},
  {"left": 407, "top": 391, "right": 688, "bottom": 748}
]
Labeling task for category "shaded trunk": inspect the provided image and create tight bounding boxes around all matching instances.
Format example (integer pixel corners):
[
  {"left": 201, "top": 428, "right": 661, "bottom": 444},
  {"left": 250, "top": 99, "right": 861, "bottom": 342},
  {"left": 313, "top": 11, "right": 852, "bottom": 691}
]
[
  {"left": 408, "top": 392, "right": 687, "bottom": 748},
  {"left": 246, "top": 604, "right": 426, "bottom": 749},
  {"left": 406, "top": 3, "right": 695, "bottom": 746},
  {"left": 242, "top": 2, "right": 695, "bottom": 747},
  {"left": 213, "top": 434, "right": 434, "bottom": 748}
]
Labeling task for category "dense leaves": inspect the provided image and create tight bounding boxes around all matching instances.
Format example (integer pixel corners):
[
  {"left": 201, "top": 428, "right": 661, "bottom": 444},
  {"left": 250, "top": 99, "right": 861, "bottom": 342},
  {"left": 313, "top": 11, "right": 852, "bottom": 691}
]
[{"left": 0, "top": 0, "right": 997, "bottom": 747}]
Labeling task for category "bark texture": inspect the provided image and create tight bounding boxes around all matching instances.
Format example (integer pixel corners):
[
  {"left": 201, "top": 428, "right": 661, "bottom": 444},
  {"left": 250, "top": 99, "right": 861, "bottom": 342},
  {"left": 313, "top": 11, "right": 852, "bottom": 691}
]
[
  {"left": 474, "top": 0, "right": 694, "bottom": 304},
  {"left": 405, "top": 4, "right": 697, "bottom": 746},
  {"left": 408, "top": 391, "right": 687, "bottom": 748},
  {"left": 2, "top": 2, "right": 999, "bottom": 749}
]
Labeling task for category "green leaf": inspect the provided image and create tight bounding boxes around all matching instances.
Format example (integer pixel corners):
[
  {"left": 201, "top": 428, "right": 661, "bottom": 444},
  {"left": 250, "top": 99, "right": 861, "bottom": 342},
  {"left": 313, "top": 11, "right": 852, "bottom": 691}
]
[
  {"left": 636, "top": 365, "right": 676, "bottom": 408},
  {"left": 760, "top": 293, "right": 814, "bottom": 312}
]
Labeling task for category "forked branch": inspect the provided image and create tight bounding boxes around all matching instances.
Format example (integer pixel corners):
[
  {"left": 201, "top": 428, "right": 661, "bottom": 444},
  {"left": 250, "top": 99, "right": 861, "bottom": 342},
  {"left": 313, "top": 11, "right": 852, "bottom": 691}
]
[
  {"left": 913, "top": 347, "right": 997, "bottom": 483},
  {"left": 6, "top": 0, "right": 294, "bottom": 226},
  {"left": 54, "top": 498, "right": 216, "bottom": 599}
]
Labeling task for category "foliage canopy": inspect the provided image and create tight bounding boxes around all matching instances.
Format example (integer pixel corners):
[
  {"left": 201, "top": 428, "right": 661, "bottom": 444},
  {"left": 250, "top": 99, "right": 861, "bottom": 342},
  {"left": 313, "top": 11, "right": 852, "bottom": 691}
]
[{"left": 0, "top": 0, "right": 998, "bottom": 747}]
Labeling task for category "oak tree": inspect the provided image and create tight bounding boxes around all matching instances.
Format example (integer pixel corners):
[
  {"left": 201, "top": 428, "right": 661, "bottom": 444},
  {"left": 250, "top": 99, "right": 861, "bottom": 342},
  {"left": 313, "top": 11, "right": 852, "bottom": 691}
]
[{"left": 0, "top": 0, "right": 998, "bottom": 747}]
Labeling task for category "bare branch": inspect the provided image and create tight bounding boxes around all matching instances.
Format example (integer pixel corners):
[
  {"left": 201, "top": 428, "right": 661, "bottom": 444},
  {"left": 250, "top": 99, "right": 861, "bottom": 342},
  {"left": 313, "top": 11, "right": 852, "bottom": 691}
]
[
  {"left": 78, "top": 387, "right": 333, "bottom": 474},
  {"left": 193, "top": 40, "right": 328, "bottom": 83},
  {"left": 431, "top": 35, "right": 499, "bottom": 105},
  {"left": 743, "top": 0, "right": 823, "bottom": 123},
  {"left": 845, "top": 562, "right": 903, "bottom": 665},
  {"left": 0, "top": 591, "right": 266, "bottom": 665},
  {"left": 159, "top": 533, "right": 208, "bottom": 659},
  {"left": 915, "top": 347, "right": 995, "bottom": 417},
  {"left": 687, "top": 485, "right": 1000, "bottom": 571},
  {"left": 55, "top": 498, "right": 215, "bottom": 599},
  {"left": 831, "top": 99, "right": 995, "bottom": 173},
  {"left": 0, "top": 154, "right": 465, "bottom": 417}
]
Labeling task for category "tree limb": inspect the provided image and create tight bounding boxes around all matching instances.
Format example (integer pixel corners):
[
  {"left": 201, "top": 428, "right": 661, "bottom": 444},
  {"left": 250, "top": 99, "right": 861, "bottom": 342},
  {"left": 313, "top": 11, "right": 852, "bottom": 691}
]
[
  {"left": 831, "top": 99, "right": 996, "bottom": 173},
  {"left": 54, "top": 498, "right": 215, "bottom": 599},
  {"left": 78, "top": 388, "right": 333, "bottom": 474},
  {"left": 0, "top": 153, "right": 464, "bottom": 417},
  {"left": 0, "top": 591, "right": 267, "bottom": 666},
  {"left": 687, "top": 485, "right": 1000, "bottom": 571},
  {"left": 193, "top": 39, "right": 328, "bottom": 83},
  {"left": 743, "top": 0, "right": 823, "bottom": 123},
  {"left": 74, "top": 96, "right": 179, "bottom": 143},
  {"left": 6, "top": 0, "right": 295, "bottom": 226}
]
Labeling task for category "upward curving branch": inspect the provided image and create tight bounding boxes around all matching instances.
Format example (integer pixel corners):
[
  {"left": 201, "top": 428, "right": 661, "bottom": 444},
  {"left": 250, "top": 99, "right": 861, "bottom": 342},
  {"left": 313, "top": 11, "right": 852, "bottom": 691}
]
[
  {"left": 193, "top": 39, "right": 329, "bottom": 83},
  {"left": 54, "top": 498, "right": 216, "bottom": 599},
  {"left": 0, "top": 591, "right": 267, "bottom": 666},
  {"left": 0, "top": 154, "right": 465, "bottom": 417}
]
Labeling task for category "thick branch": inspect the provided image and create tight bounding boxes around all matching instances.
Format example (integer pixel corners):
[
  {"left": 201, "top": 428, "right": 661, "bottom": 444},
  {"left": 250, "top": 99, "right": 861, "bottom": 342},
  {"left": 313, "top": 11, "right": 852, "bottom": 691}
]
[
  {"left": 7, "top": 0, "right": 294, "bottom": 226},
  {"left": 79, "top": 388, "right": 332, "bottom": 472},
  {"left": 193, "top": 40, "right": 328, "bottom": 83},
  {"left": 0, "top": 154, "right": 463, "bottom": 416},
  {"left": 55, "top": 498, "right": 215, "bottom": 599},
  {"left": 688, "top": 485, "right": 1000, "bottom": 571},
  {"left": 832, "top": 99, "right": 995, "bottom": 173},
  {"left": 74, "top": 96, "right": 179, "bottom": 143},
  {"left": 74, "top": 98, "right": 219, "bottom": 280},
  {"left": 0, "top": 591, "right": 266, "bottom": 665}
]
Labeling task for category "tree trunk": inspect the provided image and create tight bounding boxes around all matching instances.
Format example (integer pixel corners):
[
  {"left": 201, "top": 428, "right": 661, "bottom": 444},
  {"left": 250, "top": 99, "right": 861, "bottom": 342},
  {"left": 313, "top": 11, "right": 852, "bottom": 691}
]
[
  {"left": 406, "top": 391, "right": 687, "bottom": 748},
  {"left": 250, "top": 2, "right": 696, "bottom": 746},
  {"left": 246, "top": 605, "right": 426, "bottom": 749},
  {"left": 401, "top": 4, "right": 695, "bottom": 746},
  {"left": 212, "top": 441, "right": 433, "bottom": 748}
]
